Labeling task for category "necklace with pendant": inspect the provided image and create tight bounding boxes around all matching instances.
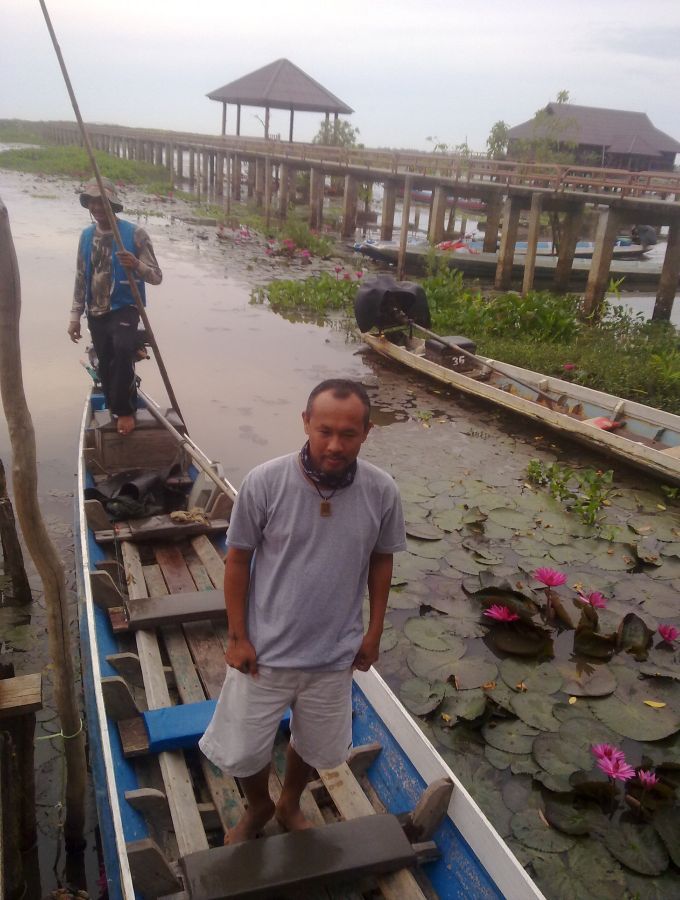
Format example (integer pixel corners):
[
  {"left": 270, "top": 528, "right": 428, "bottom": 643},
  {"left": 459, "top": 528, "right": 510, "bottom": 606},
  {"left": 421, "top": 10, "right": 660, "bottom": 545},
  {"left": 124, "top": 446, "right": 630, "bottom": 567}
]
[{"left": 311, "top": 481, "right": 338, "bottom": 516}]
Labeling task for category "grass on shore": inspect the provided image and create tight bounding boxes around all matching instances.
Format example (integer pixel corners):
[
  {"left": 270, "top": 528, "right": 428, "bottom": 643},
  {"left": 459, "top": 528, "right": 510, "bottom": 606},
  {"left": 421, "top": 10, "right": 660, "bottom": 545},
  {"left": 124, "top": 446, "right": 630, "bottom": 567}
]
[
  {"left": 253, "top": 265, "right": 680, "bottom": 414},
  {"left": 0, "top": 119, "right": 44, "bottom": 144},
  {"left": 0, "top": 144, "right": 172, "bottom": 195}
]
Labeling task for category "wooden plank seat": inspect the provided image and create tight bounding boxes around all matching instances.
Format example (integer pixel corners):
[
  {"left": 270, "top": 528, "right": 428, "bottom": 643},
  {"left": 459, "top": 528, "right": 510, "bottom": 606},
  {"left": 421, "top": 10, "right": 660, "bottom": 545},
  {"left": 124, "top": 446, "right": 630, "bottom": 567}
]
[
  {"left": 118, "top": 703, "right": 291, "bottom": 757},
  {"left": 181, "top": 814, "right": 418, "bottom": 900},
  {"left": 95, "top": 515, "right": 229, "bottom": 544},
  {"left": 109, "top": 588, "right": 226, "bottom": 633}
]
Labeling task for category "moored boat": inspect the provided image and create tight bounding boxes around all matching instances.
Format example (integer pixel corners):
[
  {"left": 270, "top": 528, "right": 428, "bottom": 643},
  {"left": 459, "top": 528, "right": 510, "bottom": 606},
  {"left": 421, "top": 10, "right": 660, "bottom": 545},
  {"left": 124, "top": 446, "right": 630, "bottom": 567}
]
[
  {"left": 76, "top": 379, "right": 545, "bottom": 899},
  {"left": 354, "top": 277, "right": 680, "bottom": 485}
]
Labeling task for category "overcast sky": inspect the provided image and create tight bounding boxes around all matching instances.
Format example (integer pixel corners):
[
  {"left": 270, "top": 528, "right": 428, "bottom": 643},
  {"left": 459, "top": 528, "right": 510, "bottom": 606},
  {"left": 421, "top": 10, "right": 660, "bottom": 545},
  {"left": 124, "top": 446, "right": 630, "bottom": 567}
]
[{"left": 3, "top": 0, "right": 679, "bottom": 152}]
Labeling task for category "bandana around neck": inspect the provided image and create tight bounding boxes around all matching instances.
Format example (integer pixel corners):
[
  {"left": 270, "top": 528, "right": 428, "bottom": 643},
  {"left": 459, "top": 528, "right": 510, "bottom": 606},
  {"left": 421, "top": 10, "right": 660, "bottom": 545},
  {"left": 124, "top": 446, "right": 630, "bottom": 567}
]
[{"left": 299, "top": 440, "right": 357, "bottom": 490}]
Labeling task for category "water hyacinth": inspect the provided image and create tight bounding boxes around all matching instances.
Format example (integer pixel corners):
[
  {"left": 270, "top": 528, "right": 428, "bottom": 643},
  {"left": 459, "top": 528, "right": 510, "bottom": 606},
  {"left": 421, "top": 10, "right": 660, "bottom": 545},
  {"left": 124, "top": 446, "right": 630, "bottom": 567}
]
[
  {"left": 533, "top": 567, "right": 567, "bottom": 587},
  {"left": 577, "top": 590, "right": 607, "bottom": 609},
  {"left": 658, "top": 624, "right": 679, "bottom": 644},
  {"left": 484, "top": 604, "right": 520, "bottom": 623}
]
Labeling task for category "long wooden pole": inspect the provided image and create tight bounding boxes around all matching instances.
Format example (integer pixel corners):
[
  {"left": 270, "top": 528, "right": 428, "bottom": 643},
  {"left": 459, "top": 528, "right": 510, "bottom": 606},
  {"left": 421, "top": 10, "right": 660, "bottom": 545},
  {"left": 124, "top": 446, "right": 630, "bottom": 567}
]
[
  {"left": 0, "top": 198, "right": 87, "bottom": 850},
  {"left": 38, "top": 0, "right": 186, "bottom": 426}
]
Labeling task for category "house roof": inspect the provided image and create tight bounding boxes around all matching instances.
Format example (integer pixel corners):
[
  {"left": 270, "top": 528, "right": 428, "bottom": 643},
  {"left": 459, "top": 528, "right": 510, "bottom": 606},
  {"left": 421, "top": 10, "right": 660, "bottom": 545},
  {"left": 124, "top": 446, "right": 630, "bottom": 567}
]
[
  {"left": 507, "top": 103, "right": 680, "bottom": 157},
  {"left": 207, "top": 58, "right": 353, "bottom": 114}
]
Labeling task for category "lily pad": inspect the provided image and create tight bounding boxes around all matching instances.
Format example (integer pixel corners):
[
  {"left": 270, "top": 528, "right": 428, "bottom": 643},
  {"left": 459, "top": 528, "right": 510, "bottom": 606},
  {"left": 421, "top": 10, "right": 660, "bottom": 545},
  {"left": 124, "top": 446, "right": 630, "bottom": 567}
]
[
  {"left": 558, "top": 662, "right": 617, "bottom": 697},
  {"left": 436, "top": 603, "right": 487, "bottom": 639},
  {"left": 640, "top": 648, "right": 680, "bottom": 682},
  {"left": 511, "top": 692, "right": 561, "bottom": 732},
  {"left": 484, "top": 744, "right": 513, "bottom": 770},
  {"left": 406, "top": 537, "right": 448, "bottom": 559},
  {"left": 399, "top": 678, "right": 446, "bottom": 715},
  {"left": 558, "top": 715, "right": 622, "bottom": 754},
  {"left": 617, "top": 612, "right": 654, "bottom": 660},
  {"left": 653, "top": 805, "right": 680, "bottom": 868},
  {"left": 510, "top": 809, "right": 575, "bottom": 853},
  {"left": 452, "top": 657, "right": 498, "bottom": 691},
  {"left": 499, "top": 658, "right": 563, "bottom": 694},
  {"left": 532, "top": 844, "right": 626, "bottom": 900},
  {"left": 533, "top": 732, "right": 593, "bottom": 779},
  {"left": 636, "top": 536, "right": 665, "bottom": 566},
  {"left": 543, "top": 796, "right": 605, "bottom": 836},
  {"left": 488, "top": 622, "right": 554, "bottom": 657},
  {"left": 482, "top": 719, "right": 539, "bottom": 755},
  {"left": 405, "top": 522, "right": 445, "bottom": 541},
  {"left": 591, "top": 687, "right": 680, "bottom": 742},
  {"left": 403, "top": 617, "right": 466, "bottom": 652},
  {"left": 488, "top": 507, "right": 529, "bottom": 529},
  {"left": 379, "top": 625, "right": 399, "bottom": 653},
  {"left": 432, "top": 508, "right": 464, "bottom": 532},
  {"left": 604, "top": 822, "right": 669, "bottom": 876},
  {"left": 443, "top": 549, "right": 486, "bottom": 575},
  {"left": 437, "top": 688, "right": 487, "bottom": 725},
  {"left": 406, "top": 646, "right": 465, "bottom": 682}
]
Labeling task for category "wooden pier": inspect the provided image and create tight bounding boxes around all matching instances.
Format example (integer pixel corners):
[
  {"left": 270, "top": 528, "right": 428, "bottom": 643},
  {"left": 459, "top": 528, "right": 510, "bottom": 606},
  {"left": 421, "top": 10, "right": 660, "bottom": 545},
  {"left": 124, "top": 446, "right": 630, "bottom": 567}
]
[{"left": 41, "top": 121, "right": 680, "bottom": 317}]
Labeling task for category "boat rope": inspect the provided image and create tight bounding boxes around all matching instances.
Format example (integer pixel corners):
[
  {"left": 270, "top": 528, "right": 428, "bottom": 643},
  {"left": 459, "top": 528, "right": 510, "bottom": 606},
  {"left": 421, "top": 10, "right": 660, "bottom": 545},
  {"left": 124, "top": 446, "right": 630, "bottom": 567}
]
[{"left": 36, "top": 718, "right": 84, "bottom": 741}]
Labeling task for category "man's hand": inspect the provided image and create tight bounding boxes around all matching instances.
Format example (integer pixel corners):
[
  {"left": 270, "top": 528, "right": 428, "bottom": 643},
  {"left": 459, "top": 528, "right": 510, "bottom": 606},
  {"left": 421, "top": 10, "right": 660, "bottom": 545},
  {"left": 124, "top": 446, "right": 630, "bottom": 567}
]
[
  {"left": 116, "top": 249, "right": 139, "bottom": 272},
  {"left": 67, "top": 321, "right": 81, "bottom": 343},
  {"left": 226, "top": 635, "right": 258, "bottom": 676},
  {"left": 352, "top": 634, "right": 381, "bottom": 671}
]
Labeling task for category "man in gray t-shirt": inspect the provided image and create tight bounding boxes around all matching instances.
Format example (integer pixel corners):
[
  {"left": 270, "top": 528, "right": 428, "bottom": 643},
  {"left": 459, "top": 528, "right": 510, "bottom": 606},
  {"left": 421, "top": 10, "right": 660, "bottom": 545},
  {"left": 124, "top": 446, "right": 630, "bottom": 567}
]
[{"left": 200, "top": 379, "right": 406, "bottom": 845}]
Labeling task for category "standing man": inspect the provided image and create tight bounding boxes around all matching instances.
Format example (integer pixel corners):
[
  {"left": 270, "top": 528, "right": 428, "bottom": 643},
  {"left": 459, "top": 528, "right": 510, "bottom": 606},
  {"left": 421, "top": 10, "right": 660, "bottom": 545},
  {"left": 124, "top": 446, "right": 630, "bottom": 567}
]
[
  {"left": 67, "top": 177, "right": 162, "bottom": 435},
  {"left": 200, "top": 379, "right": 406, "bottom": 843}
]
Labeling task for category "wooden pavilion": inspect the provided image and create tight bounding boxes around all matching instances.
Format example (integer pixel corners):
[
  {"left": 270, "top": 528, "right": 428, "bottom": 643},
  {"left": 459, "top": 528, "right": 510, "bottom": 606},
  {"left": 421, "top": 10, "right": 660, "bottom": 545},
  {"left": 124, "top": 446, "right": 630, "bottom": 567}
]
[
  {"left": 207, "top": 58, "right": 353, "bottom": 142},
  {"left": 507, "top": 103, "right": 680, "bottom": 171}
]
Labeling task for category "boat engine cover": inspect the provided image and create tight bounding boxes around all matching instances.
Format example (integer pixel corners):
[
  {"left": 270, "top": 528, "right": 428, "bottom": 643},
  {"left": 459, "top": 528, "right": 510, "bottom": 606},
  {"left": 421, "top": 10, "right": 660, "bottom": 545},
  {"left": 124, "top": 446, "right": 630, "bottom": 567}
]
[
  {"left": 354, "top": 274, "right": 431, "bottom": 332},
  {"left": 425, "top": 336, "right": 476, "bottom": 372}
]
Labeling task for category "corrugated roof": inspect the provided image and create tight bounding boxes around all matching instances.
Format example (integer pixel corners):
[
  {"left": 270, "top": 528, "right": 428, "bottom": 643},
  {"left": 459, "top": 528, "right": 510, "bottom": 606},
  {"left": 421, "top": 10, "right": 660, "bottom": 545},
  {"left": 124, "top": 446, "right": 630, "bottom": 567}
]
[
  {"left": 207, "top": 58, "right": 353, "bottom": 114},
  {"left": 507, "top": 103, "right": 680, "bottom": 156}
]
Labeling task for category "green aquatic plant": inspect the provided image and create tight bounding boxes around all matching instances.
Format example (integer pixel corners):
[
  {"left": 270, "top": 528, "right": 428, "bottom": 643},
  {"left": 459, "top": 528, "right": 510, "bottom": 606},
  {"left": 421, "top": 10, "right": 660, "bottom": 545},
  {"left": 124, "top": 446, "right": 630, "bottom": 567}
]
[{"left": 251, "top": 271, "right": 358, "bottom": 316}]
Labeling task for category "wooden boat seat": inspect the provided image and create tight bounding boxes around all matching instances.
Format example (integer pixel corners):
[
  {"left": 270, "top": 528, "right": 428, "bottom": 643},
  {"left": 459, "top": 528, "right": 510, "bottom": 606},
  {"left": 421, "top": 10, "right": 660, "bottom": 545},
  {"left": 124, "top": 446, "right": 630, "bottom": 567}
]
[
  {"left": 661, "top": 444, "right": 680, "bottom": 458},
  {"left": 109, "top": 587, "right": 226, "bottom": 633},
  {"left": 95, "top": 514, "right": 229, "bottom": 544},
  {"left": 180, "top": 814, "right": 418, "bottom": 900}
]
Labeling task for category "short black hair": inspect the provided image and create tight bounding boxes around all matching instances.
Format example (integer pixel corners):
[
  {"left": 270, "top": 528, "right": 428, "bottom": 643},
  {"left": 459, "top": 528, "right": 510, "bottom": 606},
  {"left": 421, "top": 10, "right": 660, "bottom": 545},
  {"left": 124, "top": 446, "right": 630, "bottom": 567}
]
[{"left": 305, "top": 379, "right": 371, "bottom": 428}]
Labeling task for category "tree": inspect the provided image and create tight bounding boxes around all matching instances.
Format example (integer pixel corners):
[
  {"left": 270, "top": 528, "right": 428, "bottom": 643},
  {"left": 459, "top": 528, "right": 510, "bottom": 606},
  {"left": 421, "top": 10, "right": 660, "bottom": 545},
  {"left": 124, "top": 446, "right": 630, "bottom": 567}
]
[
  {"left": 486, "top": 121, "right": 509, "bottom": 159},
  {"left": 556, "top": 89, "right": 570, "bottom": 104},
  {"left": 312, "top": 118, "right": 361, "bottom": 147}
]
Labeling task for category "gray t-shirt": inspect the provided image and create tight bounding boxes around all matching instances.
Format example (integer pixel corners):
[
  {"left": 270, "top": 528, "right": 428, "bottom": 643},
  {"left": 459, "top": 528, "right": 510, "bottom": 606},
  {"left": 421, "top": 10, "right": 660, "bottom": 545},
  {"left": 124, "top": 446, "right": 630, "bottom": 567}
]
[{"left": 227, "top": 452, "right": 406, "bottom": 670}]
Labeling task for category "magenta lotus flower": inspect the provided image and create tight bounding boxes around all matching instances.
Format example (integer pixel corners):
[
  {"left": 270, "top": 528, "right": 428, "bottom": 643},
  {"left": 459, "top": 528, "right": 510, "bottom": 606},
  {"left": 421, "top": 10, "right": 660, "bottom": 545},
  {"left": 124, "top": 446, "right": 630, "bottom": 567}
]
[
  {"left": 597, "top": 756, "right": 636, "bottom": 781},
  {"left": 356, "top": 270, "right": 364, "bottom": 278},
  {"left": 563, "top": 363, "right": 576, "bottom": 372},
  {"left": 591, "top": 743, "right": 626, "bottom": 764},
  {"left": 637, "top": 769, "right": 659, "bottom": 789},
  {"left": 577, "top": 590, "right": 607, "bottom": 609},
  {"left": 533, "top": 567, "right": 567, "bottom": 587},
  {"left": 484, "top": 604, "right": 520, "bottom": 623},
  {"left": 658, "top": 624, "right": 679, "bottom": 644}
]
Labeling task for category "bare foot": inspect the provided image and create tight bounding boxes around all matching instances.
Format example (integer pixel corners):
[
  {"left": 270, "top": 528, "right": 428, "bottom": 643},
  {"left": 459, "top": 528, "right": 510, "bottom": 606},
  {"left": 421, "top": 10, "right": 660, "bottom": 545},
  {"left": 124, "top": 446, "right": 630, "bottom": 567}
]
[
  {"left": 224, "top": 800, "right": 275, "bottom": 845},
  {"left": 116, "top": 415, "right": 136, "bottom": 436},
  {"left": 275, "top": 803, "right": 313, "bottom": 833}
]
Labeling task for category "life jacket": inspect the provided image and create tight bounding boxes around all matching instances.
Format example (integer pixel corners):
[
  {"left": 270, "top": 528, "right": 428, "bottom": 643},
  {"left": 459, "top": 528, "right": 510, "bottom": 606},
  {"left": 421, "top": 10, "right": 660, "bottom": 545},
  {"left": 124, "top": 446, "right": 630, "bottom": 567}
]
[{"left": 80, "top": 218, "right": 146, "bottom": 311}]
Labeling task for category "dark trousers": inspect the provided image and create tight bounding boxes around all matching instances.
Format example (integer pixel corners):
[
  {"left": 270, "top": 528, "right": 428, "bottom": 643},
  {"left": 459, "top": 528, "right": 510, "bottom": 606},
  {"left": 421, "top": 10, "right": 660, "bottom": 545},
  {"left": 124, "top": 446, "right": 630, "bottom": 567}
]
[{"left": 88, "top": 306, "right": 140, "bottom": 416}]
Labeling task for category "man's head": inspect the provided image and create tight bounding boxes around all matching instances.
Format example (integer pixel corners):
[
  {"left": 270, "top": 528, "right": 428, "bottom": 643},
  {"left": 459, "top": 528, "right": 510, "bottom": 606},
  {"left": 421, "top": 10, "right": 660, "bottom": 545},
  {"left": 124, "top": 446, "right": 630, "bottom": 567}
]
[
  {"left": 302, "top": 380, "right": 372, "bottom": 476},
  {"left": 80, "top": 177, "right": 123, "bottom": 229}
]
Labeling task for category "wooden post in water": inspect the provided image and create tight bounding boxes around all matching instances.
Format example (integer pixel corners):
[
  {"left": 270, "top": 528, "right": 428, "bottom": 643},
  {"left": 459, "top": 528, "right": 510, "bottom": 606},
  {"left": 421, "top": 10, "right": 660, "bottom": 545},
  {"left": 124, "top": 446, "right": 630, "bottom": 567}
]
[
  {"left": 381, "top": 181, "right": 396, "bottom": 240},
  {"left": 483, "top": 193, "right": 503, "bottom": 253},
  {"left": 0, "top": 198, "right": 87, "bottom": 851},
  {"left": 264, "top": 157, "right": 273, "bottom": 231},
  {"left": 554, "top": 204, "right": 584, "bottom": 292},
  {"left": 582, "top": 207, "right": 621, "bottom": 319},
  {"left": 278, "top": 163, "right": 290, "bottom": 220},
  {"left": 397, "top": 175, "right": 413, "bottom": 281},
  {"left": 0, "top": 458, "right": 31, "bottom": 604},
  {"left": 521, "top": 193, "right": 543, "bottom": 296},
  {"left": 428, "top": 186, "right": 447, "bottom": 244},
  {"left": 494, "top": 195, "right": 523, "bottom": 290},
  {"left": 341, "top": 175, "right": 358, "bottom": 239},
  {"left": 652, "top": 217, "right": 680, "bottom": 321}
]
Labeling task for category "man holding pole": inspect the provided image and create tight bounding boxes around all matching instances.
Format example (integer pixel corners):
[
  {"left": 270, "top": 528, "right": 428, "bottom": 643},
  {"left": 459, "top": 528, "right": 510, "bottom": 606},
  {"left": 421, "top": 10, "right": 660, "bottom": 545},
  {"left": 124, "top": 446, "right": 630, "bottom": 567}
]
[
  {"left": 200, "top": 379, "right": 406, "bottom": 843},
  {"left": 67, "top": 177, "right": 162, "bottom": 435}
]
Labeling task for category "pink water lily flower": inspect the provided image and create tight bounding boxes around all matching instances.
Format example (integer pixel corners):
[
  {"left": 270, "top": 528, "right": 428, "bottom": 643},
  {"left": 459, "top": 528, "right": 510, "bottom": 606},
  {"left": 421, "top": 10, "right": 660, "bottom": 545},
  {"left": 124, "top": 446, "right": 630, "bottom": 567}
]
[
  {"left": 597, "top": 756, "right": 636, "bottom": 781},
  {"left": 533, "top": 567, "right": 567, "bottom": 587},
  {"left": 577, "top": 590, "right": 607, "bottom": 609},
  {"left": 591, "top": 743, "right": 625, "bottom": 764},
  {"left": 637, "top": 769, "right": 659, "bottom": 789},
  {"left": 658, "top": 624, "right": 679, "bottom": 644},
  {"left": 484, "top": 604, "right": 520, "bottom": 622},
  {"left": 563, "top": 363, "right": 577, "bottom": 372}
]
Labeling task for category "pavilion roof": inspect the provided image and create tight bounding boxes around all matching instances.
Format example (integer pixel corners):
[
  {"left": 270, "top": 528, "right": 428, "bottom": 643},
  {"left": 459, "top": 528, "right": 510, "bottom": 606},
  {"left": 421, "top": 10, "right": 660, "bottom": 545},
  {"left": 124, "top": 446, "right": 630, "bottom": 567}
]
[
  {"left": 507, "top": 103, "right": 680, "bottom": 157},
  {"left": 207, "top": 58, "right": 353, "bottom": 114}
]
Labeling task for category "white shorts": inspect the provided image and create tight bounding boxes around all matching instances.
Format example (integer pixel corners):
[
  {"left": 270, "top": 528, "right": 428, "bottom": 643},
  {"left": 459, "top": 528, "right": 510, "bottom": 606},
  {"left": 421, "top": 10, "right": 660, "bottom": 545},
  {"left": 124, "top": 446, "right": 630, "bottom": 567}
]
[{"left": 199, "top": 665, "right": 353, "bottom": 777}]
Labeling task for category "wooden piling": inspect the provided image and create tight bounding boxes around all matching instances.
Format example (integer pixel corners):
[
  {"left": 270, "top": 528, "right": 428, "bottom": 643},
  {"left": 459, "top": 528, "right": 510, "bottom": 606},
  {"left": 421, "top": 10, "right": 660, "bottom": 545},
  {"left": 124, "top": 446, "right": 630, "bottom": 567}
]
[
  {"left": 231, "top": 155, "right": 241, "bottom": 202},
  {"left": 341, "top": 175, "right": 358, "bottom": 239},
  {"left": 521, "top": 193, "right": 543, "bottom": 296},
  {"left": 494, "top": 195, "right": 523, "bottom": 290},
  {"left": 0, "top": 458, "right": 31, "bottom": 603},
  {"left": 445, "top": 198, "right": 458, "bottom": 238},
  {"left": 264, "top": 157, "right": 273, "bottom": 231},
  {"left": 381, "top": 181, "right": 397, "bottom": 240},
  {"left": 278, "top": 163, "right": 290, "bottom": 219},
  {"left": 653, "top": 218, "right": 680, "bottom": 321},
  {"left": 582, "top": 207, "right": 622, "bottom": 318},
  {"left": 483, "top": 194, "right": 502, "bottom": 253},
  {"left": 554, "top": 204, "right": 584, "bottom": 291},
  {"left": 397, "top": 175, "right": 413, "bottom": 281},
  {"left": 255, "top": 158, "right": 265, "bottom": 208},
  {"left": 309, "top": 168, "right": 323, "bottom": 230},
  {"left": 428, "top": 186, "right": 447, "bottom": 244}
]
